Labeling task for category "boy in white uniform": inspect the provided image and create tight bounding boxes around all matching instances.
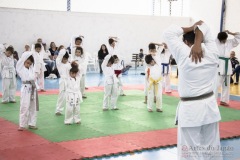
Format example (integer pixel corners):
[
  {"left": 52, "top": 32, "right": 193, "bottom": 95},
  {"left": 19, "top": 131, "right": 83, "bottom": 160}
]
[
  {"left": 32, "top": 43, "right": 46, "bottom": 91},
  {"left": 65, "top": 62, "right": 82, "bottom": 125},
  {"left": 16, "top": 51, "right": 38, "bottom": 131},
  {"left": 163, "top": 21, "right": 222, "bottom": 160},
  {"left": 55, "top": 49, "right": 71, "bottom": 115},
  {"left": 215, "top": 30, "right": 240, "bottom": 106},
  {"left": 160, "top": 43, "right": 172, "bottom": 93},
  {"left": 0, "top": 46, "right": 16, "bottom": 103},
  {"left": 102, "top": 55, "right": 119, "bottom": 111},
  {"left": 70, "top": 36, "right": 87, "bottom": 98},
  {"left": 108, "top": 37, "right": 119, "bottom": 56},
  {"left": 145, "top": 43, "right": 163, "bottom": 112}
]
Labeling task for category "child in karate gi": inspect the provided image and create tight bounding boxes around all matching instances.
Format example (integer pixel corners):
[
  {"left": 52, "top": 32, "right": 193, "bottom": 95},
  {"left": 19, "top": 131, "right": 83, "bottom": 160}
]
[
  {"left": 0, "top": 46, "right": 16, "bottom": 104},
  {"left": 160, "top": 43, "right": 172, "bottom": 93},
  {"left": 71, "top": 46, "right": 87, "bottom": 99},
  {"left": 32, "top": 43, "right": 46, "bottom": 91},
  {"left": 16, "top": 51, "right": 38, "bottom": 131},
  {"left": 108, "top": 37, "right": 119, "bottom": 56},
  {"left": 102, "top": 55, "right": 119, "bottom": 111},
  {"left": 55, "top": 49, "right": 71, "bottom": 115},
  {"left": 112, "top": 55, "right": 126, "bottom": 96},
  {"left": 65, "top": 62, "right": 82, "bottom": 125},
  {"left": 145, "top": 43, "right": 163, "bottom": 112},
  {"left": 144, "top": 67, "right": 150, "bottom": 104}
]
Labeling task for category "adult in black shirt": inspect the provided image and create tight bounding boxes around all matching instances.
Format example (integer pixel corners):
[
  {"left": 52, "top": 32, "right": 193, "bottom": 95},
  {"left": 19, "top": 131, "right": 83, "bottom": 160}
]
[{"left": 98, "top": 44, "right": 109, "bottom": 74}]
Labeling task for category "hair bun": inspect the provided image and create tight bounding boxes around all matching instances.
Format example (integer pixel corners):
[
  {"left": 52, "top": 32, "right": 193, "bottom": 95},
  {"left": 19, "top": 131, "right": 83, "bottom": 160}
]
[{"left": 71, "top": 61, "right": 79, "bottom": 68}]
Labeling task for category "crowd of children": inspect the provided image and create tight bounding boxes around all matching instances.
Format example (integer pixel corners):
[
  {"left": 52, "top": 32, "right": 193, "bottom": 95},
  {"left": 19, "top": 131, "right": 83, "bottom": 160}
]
[{"left": 0, "top": 35, "right": 175, "bottom": 130}]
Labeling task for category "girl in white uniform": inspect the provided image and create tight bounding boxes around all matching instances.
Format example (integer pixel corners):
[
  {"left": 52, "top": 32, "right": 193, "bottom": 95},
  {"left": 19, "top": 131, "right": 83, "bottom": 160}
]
[
  {"left": 55, "top": 49, "right": 71, "bottom": 115},
  {"left": 16, "top": 51, "right": 38, "bottom": 131},
  {"left": 102, "top": 55, "right": 119, "bottom": 111},
  {"left": 65, "top": 62, "right": 82, "bottom": 125},
  {"left": 32, "top": 43, "right": 46, "bottom": 91},
  {"left": 71, "top": 46, "right": 87, "bottom": 99},
  {"left": 112, "top": 55, "right": 125, "bottom": 96},
  {"left": 0, "top": 46, "right": 16, "bottom": 103}
]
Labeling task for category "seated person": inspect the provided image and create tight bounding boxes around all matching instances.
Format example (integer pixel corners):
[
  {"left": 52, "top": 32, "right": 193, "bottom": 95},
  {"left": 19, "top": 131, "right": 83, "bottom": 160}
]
[{"left": 230, "top": 51, "right": 240, "bottom": 84}]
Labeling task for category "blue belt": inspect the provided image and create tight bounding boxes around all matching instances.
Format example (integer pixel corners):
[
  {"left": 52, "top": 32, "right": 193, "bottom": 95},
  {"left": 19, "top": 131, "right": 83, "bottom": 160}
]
[{"left": 161, "top": 63, "right": 169, "bottom": 74}]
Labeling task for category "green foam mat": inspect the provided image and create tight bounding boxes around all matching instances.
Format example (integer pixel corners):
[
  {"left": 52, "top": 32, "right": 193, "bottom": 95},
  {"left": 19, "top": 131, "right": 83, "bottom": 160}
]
[{"left": 0, "top": 90, "right": 240, "bottom": 142}]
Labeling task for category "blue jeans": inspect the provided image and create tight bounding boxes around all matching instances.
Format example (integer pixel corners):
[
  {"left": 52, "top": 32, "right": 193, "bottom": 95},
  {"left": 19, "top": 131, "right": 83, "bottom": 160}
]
[{"left": 232, "top": 65, "right": 240, "bottom": 82}]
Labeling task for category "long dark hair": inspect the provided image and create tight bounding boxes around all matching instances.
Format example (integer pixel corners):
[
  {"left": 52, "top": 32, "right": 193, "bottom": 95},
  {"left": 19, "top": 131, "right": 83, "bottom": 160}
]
[{"left": 98, "top": 44, "right": 109, "bottom": 54}]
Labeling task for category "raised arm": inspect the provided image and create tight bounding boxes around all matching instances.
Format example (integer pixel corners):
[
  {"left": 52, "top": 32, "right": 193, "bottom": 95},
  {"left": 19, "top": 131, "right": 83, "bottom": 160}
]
[
  {"left": 224, "top": 30, "right": 240, "bottom": 48},
  {"left": 162, "top": 24, "right": 188, "bottom": 62},
  {"left": 56, "top": 49, "right": 66, "bottom": 66},
  {"left": 101, "top": 55, "right": 111, "bottom": 70}
]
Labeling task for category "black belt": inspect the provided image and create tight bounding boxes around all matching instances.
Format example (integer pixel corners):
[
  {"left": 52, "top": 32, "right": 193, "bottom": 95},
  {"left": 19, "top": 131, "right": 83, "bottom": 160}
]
[{"left": 180, "top": 91, "right": 214, "bottom": 101}]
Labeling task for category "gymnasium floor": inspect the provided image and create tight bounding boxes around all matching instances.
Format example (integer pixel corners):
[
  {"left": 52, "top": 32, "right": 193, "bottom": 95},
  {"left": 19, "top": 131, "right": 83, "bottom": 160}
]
[{"left": 0, "top": 67, "right": 240, "bottom": 160}]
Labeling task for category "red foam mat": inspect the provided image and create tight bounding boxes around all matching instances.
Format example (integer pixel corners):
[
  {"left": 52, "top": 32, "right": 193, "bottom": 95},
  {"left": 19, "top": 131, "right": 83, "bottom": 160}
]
[
  {"left": 0, "top": 143, "right": 81, "bottom": 160},
  {"left": 58, "top": 121, "right": 240, "bottom": 159},
  {"left": 0, "top": 119, "right": 239, "bottom": 159}
]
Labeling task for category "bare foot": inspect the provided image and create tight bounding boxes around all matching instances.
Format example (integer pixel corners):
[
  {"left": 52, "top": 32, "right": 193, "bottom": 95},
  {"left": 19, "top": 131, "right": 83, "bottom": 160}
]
[{"left": 18, "top": 127, "right": 25, "bottom": 131}]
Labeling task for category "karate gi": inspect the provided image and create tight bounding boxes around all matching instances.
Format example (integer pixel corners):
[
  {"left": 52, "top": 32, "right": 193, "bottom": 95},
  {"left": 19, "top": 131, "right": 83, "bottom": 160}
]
[
  {"left": 112, "top": 61, "right": 124, "bottom": 95},
  {"left": 215, "top": 33, "right": 240, "bottom": 103},
  {"left": 102, "top": 55, "right": 119, "bottom": 109},
  {"left": 55, "top": 49, "right": 71, "bottom": 114},
  {"left": 147, "top": 51, "right": 163, "bottom": 110},
  {"left": 160, "top": 49, "right": 172, "bottom": 93},
  {"left": 144, "top": 67, "right": 150, "bottom": 97},
  {"left": 71, "top": 54, "right": 87, "bottom": 97},
  {"left": 65, "top": 76, "right": 82, "bottom": 124},
  {"left": 0, "top": 53, "right": 16, "bottom": 103},
  {"left": 32, "top": 48, "right": 46, "bottom": 90},
  {"left": 16, "top": 51, "right": 38, "bottom": 128},
  {"left": 163, "top": 23, "right": 222, "bottom": 160},
  {"left": 108, "top": 40, "right": 119, "bottom": 56}
]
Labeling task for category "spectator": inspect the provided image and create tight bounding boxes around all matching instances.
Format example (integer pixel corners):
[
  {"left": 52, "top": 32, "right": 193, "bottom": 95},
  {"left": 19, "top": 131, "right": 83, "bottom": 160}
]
[
  {"left": 49, "top": 42, "right": 58, "bottom": 58},
  {"left": 230, "top": 51, "right": 240, "bottom": 84},
  {"left": 98, "top": 44, "right": 109, "bottom": 74}
]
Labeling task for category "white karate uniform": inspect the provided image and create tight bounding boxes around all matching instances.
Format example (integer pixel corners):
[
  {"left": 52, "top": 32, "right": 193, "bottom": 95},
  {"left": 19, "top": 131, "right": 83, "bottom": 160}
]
[
  {"left": 0, "top": 53, "right": 16, "bottom": 102},
  {"left": 55, "top": 49, "right": 71, "bottom": 114},
  {"left": 147, "top": 51, "right": 163, "bottom": 110},
  {"left": 65, "top": 76, "right": 82, "bottom": 124},
  {"left": 72, "top": 54, "right": 87, "bottom": 97},
  {"left": 16, "top": 51, "right": 38, "bottom": 128},
  {"left": 102, "top": 55, "right": 119, "bottom": 109},
  {"left": 32, "top": 49, "right": 46, "bottom": 90},
  {"left": 160, "top": 49, "right": 172, "bottom": 93},
  {"left": 144, "top": 67, "right": 150, "bottom": 96},
  {"left": 163, "top": 23, "right": 222, "bottom": 160},
  {"left": 108, "top": 39, "right": 119, "bottom": 56},
  {"left": 112, "top": 61, "right": 124, "bottom": 95},
  {"left": 215, "top": 33, "right": 240, "bottom": 103}
]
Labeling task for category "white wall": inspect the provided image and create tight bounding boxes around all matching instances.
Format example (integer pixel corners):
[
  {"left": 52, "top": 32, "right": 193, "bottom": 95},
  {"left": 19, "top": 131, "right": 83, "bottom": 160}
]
[
  {"left": 189, "top": 0, "right": 222, "bottom": 37},
  {"left": 225, "top": 0, "right": 240, "bottom": 57},
  {"left": 188, "top": 0, "right": 240, "bottom": 58},
  {"left": 0, "top": 7, "right": 190, "bottom": 63}
]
